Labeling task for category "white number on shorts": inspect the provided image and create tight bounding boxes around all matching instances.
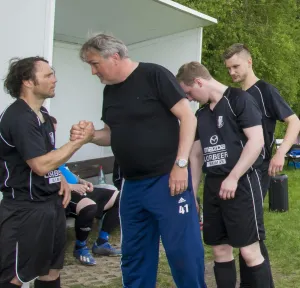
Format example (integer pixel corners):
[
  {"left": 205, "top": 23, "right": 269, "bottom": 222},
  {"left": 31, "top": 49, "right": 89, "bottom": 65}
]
[{"left": 179, "top": 204, "right": 189, "bottom": 214}]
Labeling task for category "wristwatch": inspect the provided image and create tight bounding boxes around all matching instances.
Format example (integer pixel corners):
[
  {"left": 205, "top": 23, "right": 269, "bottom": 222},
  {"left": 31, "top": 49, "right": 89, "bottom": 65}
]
[{"left": 175, "top": 158, "right": 188, "bottom": 168}]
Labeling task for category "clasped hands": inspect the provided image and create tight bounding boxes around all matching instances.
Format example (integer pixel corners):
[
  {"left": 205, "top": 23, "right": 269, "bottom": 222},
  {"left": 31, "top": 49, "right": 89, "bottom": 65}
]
[{"left": 70, "top": 120, "right": 95, "bottom": 144}]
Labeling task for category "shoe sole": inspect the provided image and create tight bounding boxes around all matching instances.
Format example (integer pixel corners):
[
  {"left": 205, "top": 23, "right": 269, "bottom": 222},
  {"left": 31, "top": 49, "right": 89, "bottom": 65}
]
[
  {"left": 75, "top": 258, "right": 97, "bottom": 266},
  {"left": 92, "top": 251, "right": 121, "bottom": 257}
]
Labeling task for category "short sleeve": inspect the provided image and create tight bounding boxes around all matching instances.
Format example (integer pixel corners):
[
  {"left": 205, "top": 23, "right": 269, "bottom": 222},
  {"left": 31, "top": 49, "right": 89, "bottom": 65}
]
[
  {"left": 268, "top": 85, "right": 294, "bottom": 121},
  {"left": 10, "top": 114, "right": 48, "bottom": 160},
  {"left": 194, "top": 110, "right": 200, "bottom": 141},
  {"left": 234, "top": 92, "right": 262, "bottom": 129},
  {"left": 154, "top": 65, "right": 185, "bottom": 109},
  {"left": 101, "top": 86, "right": 108, "bottom": 123}
]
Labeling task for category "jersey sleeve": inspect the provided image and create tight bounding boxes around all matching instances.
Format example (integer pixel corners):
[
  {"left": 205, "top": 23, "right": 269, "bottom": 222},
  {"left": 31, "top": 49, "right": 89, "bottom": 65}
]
[
  {"left": 154, "top": 65, "right": 186, "bottom": 109},
  {"left": 10, "top": 114, "right": 48, "bottom": 161},
  {"left": 194, "top": 110, "right": 200, "bottom": 141},
  {"left": 234, "top": 92, "right": 262, "bottom": 129},
  {"left": 267, "top": 85, "right": 294, "bottom": 121},
  {"left": 101, "top": 86, "right": 108, "bottom": 123}
]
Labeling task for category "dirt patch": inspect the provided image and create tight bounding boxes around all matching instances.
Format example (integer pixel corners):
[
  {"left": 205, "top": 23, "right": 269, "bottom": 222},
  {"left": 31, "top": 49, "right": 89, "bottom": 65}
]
[{"left": 61, "top": 256, "right": 121, "bottom": 288}]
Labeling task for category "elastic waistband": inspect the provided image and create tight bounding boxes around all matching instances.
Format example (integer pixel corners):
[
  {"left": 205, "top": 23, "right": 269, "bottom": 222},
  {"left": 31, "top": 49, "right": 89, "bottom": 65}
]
[
  {"left": 206, "top": 169, "right": 258, "bottom": 180},
  {"left": 1, "top": 195, "right": 62, "bottom": 208},
  {"left": 205, "top": 173, "right": 228, "bottom": 179}
]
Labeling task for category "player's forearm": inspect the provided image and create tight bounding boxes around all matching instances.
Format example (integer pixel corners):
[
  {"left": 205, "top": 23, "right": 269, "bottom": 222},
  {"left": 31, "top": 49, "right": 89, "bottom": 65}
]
[
  {"left": 91, "top": 129, "right": 111, "bottom": 146},
  {"left": 229, "top": 138, "right": 264, "bottom": 180},
  {"left": 28, "top": 141, "right": 83, "bottom": 176},
  {"left": 190, "top": 155, "right": 203, "bottom": 199},
  {"left": 277, "top": 115, "right": 300, "bottom": 155},
  {"left": 176, "top": 114, "right": 197, "bottom": 160}
]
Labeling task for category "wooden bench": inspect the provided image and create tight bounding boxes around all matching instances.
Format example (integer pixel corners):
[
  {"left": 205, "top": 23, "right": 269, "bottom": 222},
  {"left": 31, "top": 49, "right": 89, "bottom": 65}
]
[{"left": 67, "top": 156, "right": 115, "bottom": 179}]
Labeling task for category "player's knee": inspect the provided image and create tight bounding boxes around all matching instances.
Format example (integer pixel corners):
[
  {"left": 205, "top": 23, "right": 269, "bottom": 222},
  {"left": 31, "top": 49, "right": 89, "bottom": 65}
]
[
  {"left": 212, "top": 244, "right": 233, "bottom": 262},
  {"left": 240, "top": 241, "right": 263, "bottom": 266},
  {"left": 75, "top": 204, "right": 97, "bottom": 231},
  {"left": 104, "top": 190, "right": 120, "bottom": 210},
  {"left": 76, "top": 203, "right": 97, "bottom": 229},
  {"left": 76, "top": 198, "right": 96, "bottom": 214}
]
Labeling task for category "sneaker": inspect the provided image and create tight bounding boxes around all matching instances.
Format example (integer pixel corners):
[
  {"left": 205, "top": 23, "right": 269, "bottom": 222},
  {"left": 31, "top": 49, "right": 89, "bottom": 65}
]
[
  {"left": 92, "top": 242, "right": 121, "bottom": 256},
  {"left": 73, "top": 246, "right": 96, "bottom": 265}
]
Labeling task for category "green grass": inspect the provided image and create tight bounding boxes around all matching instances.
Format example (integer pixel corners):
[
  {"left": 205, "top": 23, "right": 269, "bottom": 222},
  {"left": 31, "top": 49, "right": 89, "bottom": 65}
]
[
  {"left": 262, "top": 167, "right": 300, "bottom": 287},
  {"left": 66, "top": 166, "right": 300, "bottom": 287}
]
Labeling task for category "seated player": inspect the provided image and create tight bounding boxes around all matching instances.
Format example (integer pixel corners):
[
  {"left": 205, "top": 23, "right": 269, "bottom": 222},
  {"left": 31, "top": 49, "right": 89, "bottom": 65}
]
[{"left": 51, "top": 116, "right": 121, "bottom": 266}]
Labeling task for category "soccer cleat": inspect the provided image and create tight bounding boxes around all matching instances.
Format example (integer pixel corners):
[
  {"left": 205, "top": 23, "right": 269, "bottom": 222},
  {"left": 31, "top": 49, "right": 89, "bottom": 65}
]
[
  {"left": 92, "top": 241, "right": 121, "bottom": 256},
  {"left": 73, "top": 246, "right": 96, "bottom": 265}
]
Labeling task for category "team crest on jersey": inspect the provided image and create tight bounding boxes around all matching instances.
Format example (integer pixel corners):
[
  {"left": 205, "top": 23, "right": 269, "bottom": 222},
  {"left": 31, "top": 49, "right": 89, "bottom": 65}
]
[
  {"left": 217, "top": 116, "right": 224, "bottom": 128},
  {"left": 49, "top": 132, "right": 55, "bottom": 145}
]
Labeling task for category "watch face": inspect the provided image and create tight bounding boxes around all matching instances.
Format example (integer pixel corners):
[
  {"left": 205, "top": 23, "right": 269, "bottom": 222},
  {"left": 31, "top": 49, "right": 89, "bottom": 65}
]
[{"left": 178, "top": 159, "right": 188, "bottom": 167}]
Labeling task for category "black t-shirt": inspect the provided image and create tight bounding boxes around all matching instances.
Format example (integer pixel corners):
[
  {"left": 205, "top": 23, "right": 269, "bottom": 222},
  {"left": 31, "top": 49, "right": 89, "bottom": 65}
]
[
  {"left": 0, "top": 99, "right": 61, "bottom": 202},
  {"left": 247, "top": 80, "right": 294, "bottom": 160},
  {"left": 102, "top": 62, "right": 185, "bottom": 180},
  {"left": 195, "top": 87, "right": 263, "bottom": 176},
  {"left": 112, "top": 159, "right": 123, "bottom": 190}
]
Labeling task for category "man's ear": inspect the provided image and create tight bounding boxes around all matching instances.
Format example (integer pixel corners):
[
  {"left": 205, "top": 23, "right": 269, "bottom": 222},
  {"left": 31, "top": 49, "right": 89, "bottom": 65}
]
[
  {"left": 22, "top": 79, "right": 34, "bottom": 89},
  {"left": 248, "top": 57, "right": 253, "bottom": 67},
  {"left": 112, "top": 52, "right": 121, "bottom": 64},
  {"left": 194, "top": 77, "right": 202, "bottom": 87}
]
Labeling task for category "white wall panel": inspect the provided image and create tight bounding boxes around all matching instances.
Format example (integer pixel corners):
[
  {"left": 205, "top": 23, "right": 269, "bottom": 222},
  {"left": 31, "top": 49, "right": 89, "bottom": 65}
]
[
  {"left": 0, "top": 0, "right": 55, "bottom": 111},
  {"left": 52, "top": 28, "right": 202, "bottom": 162}
]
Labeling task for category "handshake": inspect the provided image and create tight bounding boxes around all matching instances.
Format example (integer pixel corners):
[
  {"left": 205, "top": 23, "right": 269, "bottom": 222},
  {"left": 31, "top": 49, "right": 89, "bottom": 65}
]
[{"left": 69, "top": 120, "right": 95, "bottom": 144}]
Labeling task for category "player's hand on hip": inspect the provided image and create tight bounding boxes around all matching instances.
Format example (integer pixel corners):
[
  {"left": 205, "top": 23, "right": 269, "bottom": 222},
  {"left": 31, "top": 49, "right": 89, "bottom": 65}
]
[
  {"left": 59, "top": 176, "right": 71, "bottom": 208},
  {"left": 268, "top": 151, "right": 285, "bottom": 177},
  {"left": 219, "top": 175, "right": 238, "bottom": 200},
  {"left": 169, "top": 166, "right": 188, "bottom": 196}
]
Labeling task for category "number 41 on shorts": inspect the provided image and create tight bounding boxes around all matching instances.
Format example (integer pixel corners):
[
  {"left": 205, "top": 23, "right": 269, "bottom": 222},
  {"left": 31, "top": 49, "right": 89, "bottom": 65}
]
[{"left": 179, "top": 204, "right": 189, "bottom": 214}]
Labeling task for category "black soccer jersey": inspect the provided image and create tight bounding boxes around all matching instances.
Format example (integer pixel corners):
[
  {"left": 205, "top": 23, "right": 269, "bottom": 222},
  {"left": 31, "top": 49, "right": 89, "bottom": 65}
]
[
  {"left": 102, "top": 62, "right": 185, "bottom": 180},
  {"left": 0, "top": 99, "right": 61, "bottom": 201},
  {"left": 196, "top": 87, "right": 263, "bottom": 176},
  {"left": 247, "top": 80, "right": 294, "bottom": 160}
]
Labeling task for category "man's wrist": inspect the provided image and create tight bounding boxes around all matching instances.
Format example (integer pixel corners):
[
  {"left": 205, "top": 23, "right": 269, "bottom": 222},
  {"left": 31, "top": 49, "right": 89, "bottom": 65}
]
[
  {"left": 276, "top": 147, "right": 287, "bottom": 157},
  {"left": 175, "top": 158, "right": 188, "bottom": 168},
  {"left": 69, "top": 140, "right": 83, "bottom": 150},
  {"left": 228, "top": 172, "right": 240, "bottom": 181},
  {"left": 90, "top": 133, "right": 98, "bottom": 144}
]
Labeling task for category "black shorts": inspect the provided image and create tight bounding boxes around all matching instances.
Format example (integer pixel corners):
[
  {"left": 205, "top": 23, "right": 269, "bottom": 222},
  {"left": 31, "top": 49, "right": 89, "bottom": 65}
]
[
  {"left": 203, "top": 170, "right": 265, "bottom": 248},
  {"left": 0, "top": 197, "right": 66, "bottom": 284},
  {"left": 260, "top": 160, "right": 271, "bottom": 199},
  {"left": 67, "top": 187, "right": 115, "bottom": 219}
]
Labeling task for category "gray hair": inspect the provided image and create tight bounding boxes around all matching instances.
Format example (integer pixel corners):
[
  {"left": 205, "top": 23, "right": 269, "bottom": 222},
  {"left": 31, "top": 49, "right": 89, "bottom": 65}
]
[{"left": 80, "top": 33, "right": 129, "bottom": 61}]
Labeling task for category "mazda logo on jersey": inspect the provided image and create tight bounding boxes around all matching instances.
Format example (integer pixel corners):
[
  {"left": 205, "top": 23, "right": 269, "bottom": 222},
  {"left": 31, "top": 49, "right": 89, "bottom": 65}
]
[{"left": 210, "top": 135, "right": 218, "bottom": 145}]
